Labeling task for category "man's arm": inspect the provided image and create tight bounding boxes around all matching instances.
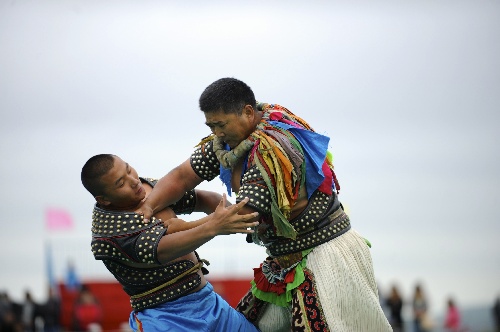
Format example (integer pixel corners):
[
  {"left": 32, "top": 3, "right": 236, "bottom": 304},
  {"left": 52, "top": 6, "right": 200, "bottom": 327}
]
[
  {"left": 154, "top": 207, "right": 196, "bottom": 234},
  {"left": 160, "top": 193, "right": 242, "bottom": 235},
  {"left": 157, "top": 190, "right": 227, "bottom": 234},
  {"left": 139, "top": 159, "right": 203, "bottom": 222},
  {"left": 163, "top": 217, "right": 208, "bottom": 234},
  {"left": 156, "top": 195, "right": 259, "bottom": 264},
  {"left": 194, "top": 189, "right": 225, "bottom": 214}
]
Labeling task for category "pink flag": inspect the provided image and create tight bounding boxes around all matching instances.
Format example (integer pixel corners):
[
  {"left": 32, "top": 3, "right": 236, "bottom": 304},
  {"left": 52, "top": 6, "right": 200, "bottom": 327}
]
[{"left": 45, "top": 207, "right": 74, "bottom": 231}]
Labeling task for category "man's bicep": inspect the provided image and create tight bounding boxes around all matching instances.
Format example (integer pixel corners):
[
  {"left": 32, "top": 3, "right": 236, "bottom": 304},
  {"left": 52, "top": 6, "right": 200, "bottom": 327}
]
[
  {"left": 194, "top": 190, "right": 223, "bottom": 214},
  {"left": 155, "top": 208, "right": 177, "bottom": 222}
]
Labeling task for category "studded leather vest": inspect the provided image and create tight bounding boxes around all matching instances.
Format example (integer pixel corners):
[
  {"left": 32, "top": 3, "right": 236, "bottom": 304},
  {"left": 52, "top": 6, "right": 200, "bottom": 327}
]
[
  {"left": 190, "top": 143, "right": 351, "bottom": 259},
  {"left": 91, "top": 178, "right": 202, "bottom": 311}
]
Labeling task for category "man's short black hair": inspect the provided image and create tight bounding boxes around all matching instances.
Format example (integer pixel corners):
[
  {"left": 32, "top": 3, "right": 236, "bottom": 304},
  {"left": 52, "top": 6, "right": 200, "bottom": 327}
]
[
  {"left": 199, "top": 77, "right": 256, "bottom": 114},
  {"left": 81, "top": 154, "right": 116, "bottom": 197}
]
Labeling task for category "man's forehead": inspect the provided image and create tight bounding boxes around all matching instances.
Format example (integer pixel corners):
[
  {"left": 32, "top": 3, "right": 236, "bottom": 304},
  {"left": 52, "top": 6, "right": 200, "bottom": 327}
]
[
  {"left": 112, "top": 156, "right": 125, "bottom": 166},
  {"left": 101, "top": 158, "right": 128, "bottom": 184},
  {"left": 204, "top": 111, "right": 237, "bottom": 124}
]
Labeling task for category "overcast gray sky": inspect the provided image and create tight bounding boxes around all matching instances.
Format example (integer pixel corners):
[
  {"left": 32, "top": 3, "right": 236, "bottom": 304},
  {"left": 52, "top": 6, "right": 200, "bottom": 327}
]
[{"left": 1, "top": 0, "right": 499, "bottom": 319}]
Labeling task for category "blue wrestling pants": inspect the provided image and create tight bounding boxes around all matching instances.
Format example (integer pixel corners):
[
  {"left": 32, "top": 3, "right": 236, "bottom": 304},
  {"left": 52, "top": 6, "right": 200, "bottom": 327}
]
[{"left": 129, "top": 282, "right": 259, "bottom": 332}]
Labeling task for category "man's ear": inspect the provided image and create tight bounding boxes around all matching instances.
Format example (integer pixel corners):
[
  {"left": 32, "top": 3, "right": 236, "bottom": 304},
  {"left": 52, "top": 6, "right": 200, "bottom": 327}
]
[
  {"left": 95, "top": 195, "right": 111, "bottom": 206},
  {"left": 243, "top": 104, "right": 255, "bottom": 118}
]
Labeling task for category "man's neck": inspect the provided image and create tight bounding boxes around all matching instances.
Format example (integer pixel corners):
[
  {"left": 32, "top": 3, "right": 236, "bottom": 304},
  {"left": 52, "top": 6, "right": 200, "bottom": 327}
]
[{"left": 253, "top": 111, "right": 263, "bottom": 127}]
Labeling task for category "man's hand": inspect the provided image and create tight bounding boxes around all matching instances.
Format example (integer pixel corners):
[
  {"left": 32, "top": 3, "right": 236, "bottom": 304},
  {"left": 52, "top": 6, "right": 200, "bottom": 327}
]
[
  {"left": 136, "top": 203, "right": 154, "bottom": 223},
  {"left": 155, "top": 194, "right": 259, "bottom": 264},
  {"left": 207, "top": 194, "right": 259, "bottom": 236}
]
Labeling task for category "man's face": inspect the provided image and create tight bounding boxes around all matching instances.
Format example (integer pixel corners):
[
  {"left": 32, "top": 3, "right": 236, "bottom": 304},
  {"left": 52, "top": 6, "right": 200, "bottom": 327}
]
[
  {"left": 97, "top": 156, "right": 146, "bottom": 209},
  {"left": 204, "top": 106, "right": 255, "bottom": 148}
]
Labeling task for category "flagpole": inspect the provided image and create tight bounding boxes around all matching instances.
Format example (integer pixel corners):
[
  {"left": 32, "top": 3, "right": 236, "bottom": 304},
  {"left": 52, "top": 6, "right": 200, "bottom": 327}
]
[{"left": 45, "top": 237, "right": 59, "bottom": 298}]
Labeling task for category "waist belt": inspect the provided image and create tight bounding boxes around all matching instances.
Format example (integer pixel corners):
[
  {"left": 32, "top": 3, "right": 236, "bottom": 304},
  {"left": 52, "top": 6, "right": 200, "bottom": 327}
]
[
  {"left": 130, "top": 259, "right": 208, "bottom": 311},
  {"left": 268, "top": 208, "right": 351, "bottom": 257}
]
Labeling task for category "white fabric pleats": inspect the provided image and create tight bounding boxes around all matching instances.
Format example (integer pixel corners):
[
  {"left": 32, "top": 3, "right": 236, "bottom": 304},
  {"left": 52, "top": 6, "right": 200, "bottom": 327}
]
[
  {"left": 257, "top": 229, "right": 392, "bottom": 332},
  {"left": 306, "top": 229, "right": 392, "bottom": 331},
  {"left": 256, "top": 303, "right": 292, "bottom": 332}
]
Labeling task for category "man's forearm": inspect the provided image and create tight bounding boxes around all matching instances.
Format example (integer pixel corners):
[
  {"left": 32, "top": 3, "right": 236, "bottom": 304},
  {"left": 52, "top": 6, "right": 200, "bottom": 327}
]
[
  {"left": 156, "top": 197, "right": 258, "bottom": 264},
  {"left": 164, "top": 215, "right": 211, "bottom": 234},
  {"left": 157, "top": 222, "right": 217, "bottom": 264}
]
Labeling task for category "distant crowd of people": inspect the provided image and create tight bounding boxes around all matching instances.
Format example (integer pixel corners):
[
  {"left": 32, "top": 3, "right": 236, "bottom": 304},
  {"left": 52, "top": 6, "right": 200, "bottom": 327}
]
[
  {"left": 0, "top": 285, "right": 102, "bottom": 332},
  {"left": 0, "top": 289, "right": 54, "bottom": 332},
  {"left": 2, "top": 283, "right": 500, "bottom": 332},
  {"left": 381, "top": 283, "right": 500, "bottom": 332},
  {"left": 382, "top": 283, "right": 435, "bottom": 332}
]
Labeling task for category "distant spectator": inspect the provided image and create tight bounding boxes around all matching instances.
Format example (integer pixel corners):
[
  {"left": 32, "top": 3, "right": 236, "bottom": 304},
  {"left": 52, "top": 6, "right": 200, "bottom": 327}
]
[
  {"left": 493, "top": 296, "right": 500, "bottom": 332},
  {"left": 0, "top": 291, "right": 19, "bottom": 332},
  {"left": 72, "top": 286, "right": 102, "bottom": 332},
  {"left": 443, "top": 298, "right": 461, "bottom": 332},
  {"left": 21, "top": 290, "right": 40, "bottom": 332},
  {"left": 412, "top": 284, "right": 432, "bottom": 332},
  {"left": 0, "top": 291, "right": 12, "bottom": 322},
  {"left": 65, "top": 261, "right": 81, "bottom": 292},
  {"left": 385, "top": 285, "right": 404, "bottom": 331},
  {"left": 378, "top": 283, "right": 388, "bottom": 317},
  {"left": 41, "top": 287, "right": 61, "bottom": 332}
]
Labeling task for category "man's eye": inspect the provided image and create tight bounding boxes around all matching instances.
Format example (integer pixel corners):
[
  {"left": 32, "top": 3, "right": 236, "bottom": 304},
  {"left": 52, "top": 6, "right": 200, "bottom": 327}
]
[{"left": 118, "top": 183, "right": 124, "bottom": 188}]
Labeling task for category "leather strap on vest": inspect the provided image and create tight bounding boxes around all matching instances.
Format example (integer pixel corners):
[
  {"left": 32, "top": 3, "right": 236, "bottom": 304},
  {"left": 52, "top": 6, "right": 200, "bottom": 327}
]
[{"left": 267, "top": 208, "right": 351, "bottom": 257}]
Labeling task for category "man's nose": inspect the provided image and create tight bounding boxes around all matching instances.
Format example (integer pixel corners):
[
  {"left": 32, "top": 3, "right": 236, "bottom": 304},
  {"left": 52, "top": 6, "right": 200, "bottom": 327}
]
[{"left": 214, "top": 128, "right": 225, "bottom": 137}]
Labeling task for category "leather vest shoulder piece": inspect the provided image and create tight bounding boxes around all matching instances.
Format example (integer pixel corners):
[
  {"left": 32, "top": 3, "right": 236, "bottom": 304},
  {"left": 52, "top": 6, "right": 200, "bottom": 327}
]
[
  {"left": 190, "top": 140, "right": 220, "bottom": 181},
  {"left": 91, "top": 204, "right": 166, "bottom": 264}
]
